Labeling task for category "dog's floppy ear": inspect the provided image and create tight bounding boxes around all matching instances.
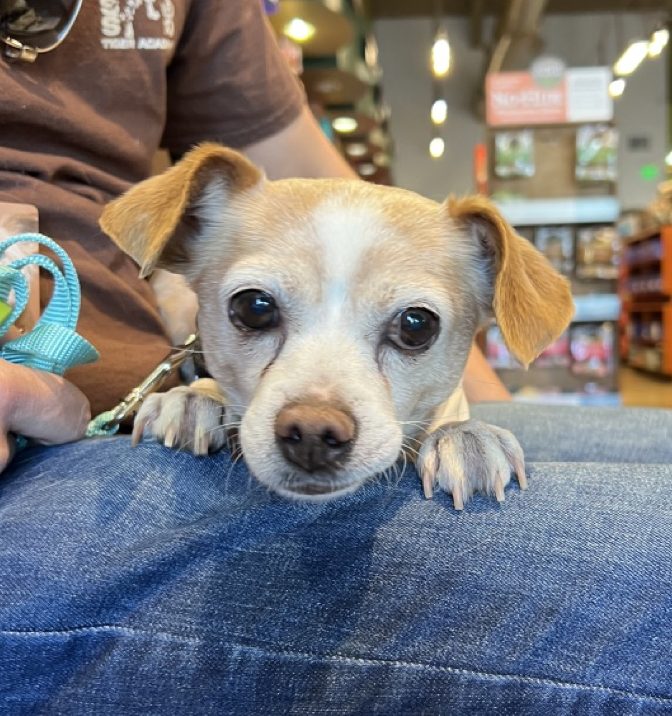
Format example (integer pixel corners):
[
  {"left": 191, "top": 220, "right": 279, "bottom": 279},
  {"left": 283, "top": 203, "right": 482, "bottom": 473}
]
[
  {"left": 448, "top": 195, "right": 574, "bottom": 367},
  {"left": 100, "top": 143, "right": 262, "bottom": 279}
]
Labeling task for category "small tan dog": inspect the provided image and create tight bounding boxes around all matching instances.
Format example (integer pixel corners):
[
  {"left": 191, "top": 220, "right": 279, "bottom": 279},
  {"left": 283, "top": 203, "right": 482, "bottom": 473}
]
[{"left": 101, "top": 144, "right": 573, "bottom": 508}]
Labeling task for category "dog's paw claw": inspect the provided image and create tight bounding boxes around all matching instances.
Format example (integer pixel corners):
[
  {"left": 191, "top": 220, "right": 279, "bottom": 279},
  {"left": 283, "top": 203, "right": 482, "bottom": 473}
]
[
  {"left": 132, "top": 385, "right": 229, "bottom": 456},
  {"left": 494, "top": 474, "right": 505, "bottom": 503},
  {"left": 163, "top": 425, "right": 177, "bottom": 449},
  {"left": 417, "top": 419, "right": 527, "bottom": 509}
]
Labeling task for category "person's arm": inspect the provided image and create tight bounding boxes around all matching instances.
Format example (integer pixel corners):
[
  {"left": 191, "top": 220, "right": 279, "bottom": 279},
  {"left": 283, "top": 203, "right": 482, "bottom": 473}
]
[
  {"left": 0, "top": 361, "right": 90, "bottom": 471},
  {"left": 244, "top": 110, "right": 511, "bottom": 403},
  {"left": 462, "top": 343, "right": 511, "bottom": 402},
  {"left": 244, "top": 106, "right": 358, "bottom": 180}
]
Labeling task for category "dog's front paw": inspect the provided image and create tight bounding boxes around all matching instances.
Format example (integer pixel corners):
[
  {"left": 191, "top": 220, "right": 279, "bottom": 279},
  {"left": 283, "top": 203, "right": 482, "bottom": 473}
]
[
  {"left": 132, "top": 379, "right": 230, "bottom": 456},
  {"left": 417, "top": 420, "right": 527, "bottom": 509}
]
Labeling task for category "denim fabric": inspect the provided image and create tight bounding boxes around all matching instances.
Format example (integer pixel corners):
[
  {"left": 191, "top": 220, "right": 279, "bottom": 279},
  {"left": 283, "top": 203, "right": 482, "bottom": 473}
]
[
  {"left": 471, "top": 403, "right": 672, "bottom": 463},
  {"left": 1, "top": 405, "right": 671, "bottom": 715}
]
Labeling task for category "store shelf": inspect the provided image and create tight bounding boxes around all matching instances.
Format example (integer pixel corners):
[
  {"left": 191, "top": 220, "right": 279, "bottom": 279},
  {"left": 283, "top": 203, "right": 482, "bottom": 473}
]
[
  {"left": 494, "top": 197, "right": 620, "bottom": 226},
  {"left": 620, "top": 227, "right": 672, "bottom": 376},
  {"left": 485, "top": 120, "right": 621, "bottom": 401},
  {"left": 573, "top": 293, "right": 620, "bottom": 322}
]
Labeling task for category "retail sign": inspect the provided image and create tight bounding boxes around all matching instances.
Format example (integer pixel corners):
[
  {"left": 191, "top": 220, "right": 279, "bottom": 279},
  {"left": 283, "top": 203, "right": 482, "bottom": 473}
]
[
  {"left": 530, "top": 56, "right": 566, "bottom": 86},
  {"left": 486, "top": 66, "right": 613, "bottom": 127}
]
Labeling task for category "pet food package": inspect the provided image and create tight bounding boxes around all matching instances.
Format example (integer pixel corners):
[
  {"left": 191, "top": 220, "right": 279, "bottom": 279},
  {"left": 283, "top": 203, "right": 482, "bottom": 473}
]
[
  {"left": 485, "top": 326, "right": 519, "bottom": 369},
  {"left": 534, "top": 331, "right": 571, "bottom": 368},
  {"left": 535, "top": 226, "right": 574, "bottom": 274},
  {"left": 569, "top": 322, "right": 615, "bottom": 378},
  {"left": 494, "top": 130, "right": 535, "bottom": 178},
  {"left": 575, "top": 124, "right": 618, "bottom": 182},
  {"left": 487, "top": 326, "right": 571, "bottom": 370},
  {"left": 514, "top": 226, "right": 535, "bottom": 245},
  {"left": 576, "top": 226, "right": 620, "bottom": 279},
  {"left": 0, "top": 202, "right": 40, "bottom": 341}
]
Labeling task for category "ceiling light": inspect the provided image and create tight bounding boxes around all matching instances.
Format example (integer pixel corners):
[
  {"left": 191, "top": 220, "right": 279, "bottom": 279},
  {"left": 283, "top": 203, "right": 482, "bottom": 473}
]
[
  {"left": 429, "top": 137, "right": 445, "bottom": 159},
  {"left": 364, "top": 33, "right": 379, "bottom": 70},
  {"left": 332, "top": 116, "right": 358, "bottom": 134},
  {"left": 665, "top": 150, "right": 672, "bottom": 166},
  {"left": 431, "top": 99, "right": 448, "bottom": 125},
  {"left": 431, "top": 30, "right": 451, "bottom": 78},
  {"left": 613, "top": 40, "right": 649, "bottom": 76},
  {"left": 648, "top": 27, "right": 669, "bottom": 57},
  {"left": 345, "top": 143, "right": 368, "bottom": 158},
  {"left": 608, "top": 78, "right": 626, "bottom": 98},
  {"left": 283, "top": 18, "right": 315, "bottom": 43},
  {"left": 357, "top": 163, "right": 377, "bottom": 177}
]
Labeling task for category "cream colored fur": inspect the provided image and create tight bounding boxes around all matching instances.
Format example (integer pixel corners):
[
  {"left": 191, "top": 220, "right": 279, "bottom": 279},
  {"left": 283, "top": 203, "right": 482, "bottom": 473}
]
[{"left": 100, "top": 144, "right": 574, "bottom": 508}]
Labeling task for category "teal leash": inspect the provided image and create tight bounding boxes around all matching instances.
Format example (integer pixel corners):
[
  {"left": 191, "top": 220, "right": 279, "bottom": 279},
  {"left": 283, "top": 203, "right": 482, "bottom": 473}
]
[
  {"left": 0, "top": 233, "right": 101, "bottom": 445},
  {"left": 0, "top": 232, "right": 195, "bottom": 445}
]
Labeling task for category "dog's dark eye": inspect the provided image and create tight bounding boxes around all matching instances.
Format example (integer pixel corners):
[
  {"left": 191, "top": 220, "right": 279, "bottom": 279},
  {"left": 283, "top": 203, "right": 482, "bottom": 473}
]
[
  {"left": 388, "top": 308, "right": 440, "bottom": 351},
  {"left": 229, "top": 290, "right": 280, "bottom": 331}
]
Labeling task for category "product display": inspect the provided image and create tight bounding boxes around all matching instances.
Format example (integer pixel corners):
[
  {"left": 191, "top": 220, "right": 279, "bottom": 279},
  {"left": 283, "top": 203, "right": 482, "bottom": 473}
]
[
  {"left": 535, "top": 226, "right": 574, "bottom": 274},
  {"left": 575, "top": 124, "right": 618, "bottom": 182},
  {"left": 570, "top": 323, "right": 615, "bottom": 378},
  {"left": 620, "top": 226, "right": 672, "bottom": 376},
  {"left": 485, "top": 325, "right": 518, "bottom": 369},
  {"left": 493, "top": 130, "right": 535, "bottom": 178},
  {"left": 486, "top": 327, "right": 570, "bottom": 369},
  {"left": 535, "top": 331, "right": 571, "bottom": 367},
  {"left": 576, "top": 225, "right": 620, "bottom": 279},
  {"left": 514, "top": 226, "right": 535, "bottom": 244}
]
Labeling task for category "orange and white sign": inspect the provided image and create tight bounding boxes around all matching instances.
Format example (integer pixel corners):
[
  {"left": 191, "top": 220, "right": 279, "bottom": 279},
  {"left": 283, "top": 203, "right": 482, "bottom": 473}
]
[{"left": 486, "top": 67, "right": 612, "bottom": 127}]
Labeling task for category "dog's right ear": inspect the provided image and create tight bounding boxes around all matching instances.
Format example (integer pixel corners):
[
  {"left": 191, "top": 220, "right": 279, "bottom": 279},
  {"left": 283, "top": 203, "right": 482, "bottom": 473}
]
[{"left": 100, "top": 143, "right": 263, "bottom": 279}]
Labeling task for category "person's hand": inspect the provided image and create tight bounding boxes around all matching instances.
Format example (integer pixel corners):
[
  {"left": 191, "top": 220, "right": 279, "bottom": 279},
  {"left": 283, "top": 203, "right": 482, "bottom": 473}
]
[{"left": 0, "top": 361, "right": 91, "bottom": 472}]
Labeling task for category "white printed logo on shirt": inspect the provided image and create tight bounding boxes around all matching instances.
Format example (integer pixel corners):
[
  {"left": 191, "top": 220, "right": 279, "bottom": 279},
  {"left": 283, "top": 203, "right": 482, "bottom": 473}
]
[{"left": 99, "top": 0, "right": 175, "bottom": 50}]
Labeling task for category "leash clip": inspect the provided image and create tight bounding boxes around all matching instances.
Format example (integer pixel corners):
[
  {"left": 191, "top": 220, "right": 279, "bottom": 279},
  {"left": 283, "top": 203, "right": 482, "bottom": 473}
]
[{"left": 93, "top": 334, "right": 198, "bottom": 434}]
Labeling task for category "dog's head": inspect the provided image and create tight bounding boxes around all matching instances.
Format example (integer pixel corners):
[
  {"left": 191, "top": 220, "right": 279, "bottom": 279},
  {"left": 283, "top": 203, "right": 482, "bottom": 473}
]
[{"left": 101, "top": 144, "right": 572, "bottom": 500}]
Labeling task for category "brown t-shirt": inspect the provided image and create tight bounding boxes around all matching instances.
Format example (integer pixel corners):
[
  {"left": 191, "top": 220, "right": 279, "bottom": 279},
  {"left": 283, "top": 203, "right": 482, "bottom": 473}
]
[{"left": 0, "top": 0, "right": 304, "bottom": 415}]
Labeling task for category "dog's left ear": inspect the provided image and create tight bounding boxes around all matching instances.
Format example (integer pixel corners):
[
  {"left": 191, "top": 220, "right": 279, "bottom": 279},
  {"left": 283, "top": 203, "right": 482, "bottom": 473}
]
[
  {"left": 100, "top": 143, "right": 263, "bottom": 279},
  {"left": 447, "top": 195, "right": 574, "bottom": 367}
]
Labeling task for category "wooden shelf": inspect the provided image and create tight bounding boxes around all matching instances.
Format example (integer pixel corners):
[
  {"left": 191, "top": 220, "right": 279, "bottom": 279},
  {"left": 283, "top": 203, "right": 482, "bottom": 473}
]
[
  {"left": 630, "top": 302, "right": 667, "bottom": 311},
  {"left": 623, "top": 226, "right": 664, "bottom": 245},
  {"left": 620, "top": 226, "right": 672, "bottom": 376},
  {"left": 627, "top": 257, "right": 662, "bottom": 270},
  {"left": 630, "top": 337, "right": 663, "bottom": 348}
]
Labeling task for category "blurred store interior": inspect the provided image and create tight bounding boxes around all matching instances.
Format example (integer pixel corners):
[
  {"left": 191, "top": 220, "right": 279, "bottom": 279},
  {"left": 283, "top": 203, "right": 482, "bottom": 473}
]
[{"left": 263, "top": 0, "right": 672, "bottom": 407}]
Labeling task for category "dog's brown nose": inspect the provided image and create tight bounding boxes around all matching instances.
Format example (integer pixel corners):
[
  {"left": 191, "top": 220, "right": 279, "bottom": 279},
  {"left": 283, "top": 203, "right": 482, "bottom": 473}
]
[{"left": 275, "top": 402, "right": 356, "bottom": 473}]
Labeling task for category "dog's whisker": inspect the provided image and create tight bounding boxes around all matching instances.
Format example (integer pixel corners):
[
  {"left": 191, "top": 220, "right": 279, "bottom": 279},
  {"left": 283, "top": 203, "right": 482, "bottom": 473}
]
[
  {"left": 402, "top": 448, "right": 419, "bottom": 461},
  {"left": 398, "top": 421, "right": 434, "bottom": 437},
  {"left": 213, "top": 420, "right": 242, "bottom": 432},
  {"left": 399, "top": 453, "right": 408, "bottom": 484},
  {"left": 224, "top": 453, "right": 240, "bottom": 485}
]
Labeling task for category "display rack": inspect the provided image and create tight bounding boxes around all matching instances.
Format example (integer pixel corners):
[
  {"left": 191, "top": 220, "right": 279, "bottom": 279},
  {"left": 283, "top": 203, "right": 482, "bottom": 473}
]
[
  {"left": 620, "top": 226, "right": 672, "bottom": 376},
  {"left": 485, "top": 223, "right": 621, "bottom": 403},
  {"left": 484, "top": 128, "right": 622, "bottom": 404}
]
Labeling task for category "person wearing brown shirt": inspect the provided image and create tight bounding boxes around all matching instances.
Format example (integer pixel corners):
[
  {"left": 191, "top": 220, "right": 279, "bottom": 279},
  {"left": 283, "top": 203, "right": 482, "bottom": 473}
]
[{"left": 0, "top": 0, "right": 508, "bottom": 470}]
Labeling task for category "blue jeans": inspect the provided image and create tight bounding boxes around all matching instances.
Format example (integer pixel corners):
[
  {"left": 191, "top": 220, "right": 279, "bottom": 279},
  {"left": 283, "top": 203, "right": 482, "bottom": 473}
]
[{"left": 1, "top": 404, "right": 671, "bottom": 715}]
